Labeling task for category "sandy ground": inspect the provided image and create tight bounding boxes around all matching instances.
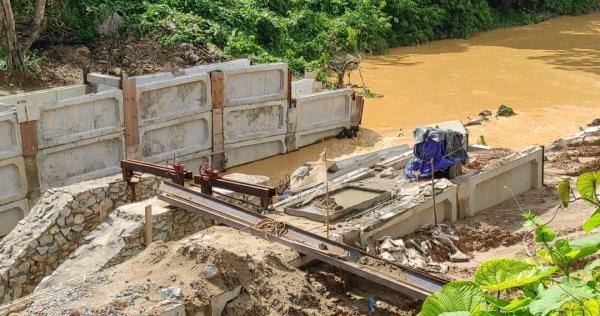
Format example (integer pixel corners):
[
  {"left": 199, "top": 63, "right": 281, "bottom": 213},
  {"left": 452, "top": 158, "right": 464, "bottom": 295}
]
[{"left": 19, "top": 226, "right": 419, "bottom": 315}]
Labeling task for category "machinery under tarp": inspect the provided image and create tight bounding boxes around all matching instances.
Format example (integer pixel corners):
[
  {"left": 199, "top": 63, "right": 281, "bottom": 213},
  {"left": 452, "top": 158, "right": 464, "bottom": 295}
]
[{"left": 404, "top": 127, "right": 468, "bottom": 179}]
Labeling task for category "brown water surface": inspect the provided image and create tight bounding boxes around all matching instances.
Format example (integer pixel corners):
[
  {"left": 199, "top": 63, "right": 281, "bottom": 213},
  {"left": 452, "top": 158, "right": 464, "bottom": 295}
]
[{"left": 231, "top": 13, "right": 600, "bottom": 184}]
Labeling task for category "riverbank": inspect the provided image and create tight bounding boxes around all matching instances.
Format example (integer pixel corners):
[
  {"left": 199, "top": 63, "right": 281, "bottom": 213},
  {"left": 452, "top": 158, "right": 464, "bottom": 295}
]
[{"left": 232, "top": 13, "right": 600, "bottom": 184}]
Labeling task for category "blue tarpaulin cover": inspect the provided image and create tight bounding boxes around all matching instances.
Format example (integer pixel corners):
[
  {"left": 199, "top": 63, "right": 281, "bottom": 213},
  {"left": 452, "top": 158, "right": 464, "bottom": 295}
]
[{"left": 404, "top": 127, "right": 467, "bottom": 179}]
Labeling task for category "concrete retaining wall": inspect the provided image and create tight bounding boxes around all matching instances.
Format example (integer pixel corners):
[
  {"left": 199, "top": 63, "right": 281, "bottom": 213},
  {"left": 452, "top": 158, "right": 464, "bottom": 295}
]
[
  {"left": 223, "top": 63, "right": 288, "bottom": 107},
  {"left": 37, "top": 133, "right": 125, "bottom": 190},
  {"left": 223, "top": 100, "right": 287, "bottom": 144},
  {"left": 36, "top": 90, "right": 123, "bottom": 149},
  {"left": 137, "top": 74, "right": 211, "bottom": 126},
  {"left": 0, "top": 111, "right": 21, "bottom": 160},
  {"left": 224, "top": 135, "right": 286, "bottom": 168},
  {"left": 0, "top": 199, "right": 28, "bottom": 238},
  {"left": 0, "top": 60, "right": 359, "bottom": 236},
  {"left": 0, "top": 157, "right": 28, "bottom": 206},
  {"left": 456, "top": 147, "right": 543, "bottom": 218},
  {"left": 295, "top": 89, "right": 352, "bottom": 132},
  {"left": 140, "top": 112, "right": 212, "bottom": 163}
]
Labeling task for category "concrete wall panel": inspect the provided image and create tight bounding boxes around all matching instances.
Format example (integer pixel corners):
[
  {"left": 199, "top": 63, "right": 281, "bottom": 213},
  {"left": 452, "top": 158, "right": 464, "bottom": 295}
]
[
  {"left": 291, "top": 79, "right": 315, "bottom": 98},
  {"left": 295, "top": 123, "right": 349, "bottom": 148},
  {"left": 137, "top": 74, "right": 211, "bottom": 126},
  {"left": 0, "top": 111, "right": 22, "bottom": 160},
  {"left": 0, "top": 85, "right": 87, "bottom": 107},
  {"left": 223, "top": 100, "right": 287, "bottom": 144},
  {"left": 0, "top": 199, "right": 28, "bottom": 237},
  {"left": 0, "top": 156, "right": 28, "bottom": 205},
  {"left": 225, "top": 135, "right": 286, "bottom": 168},
  {"left": 140, "top": 112, "right": 212, "bottom": 163},
  {"left": 458, "top": 147, "right": 544, "bottom": 217},
  {"left": 183, "top": 59, "right": 251, "bottom": 76},
  {"left": 223, "top": 63, "right": 288, "bottom": 106},
  {"left": 38, "top": 133, "right": 125, "bottom": 190},
  {"left": 37, "top": 90, "right": 123, "bottom": 148},
  {"left": 296, "top": 89, "right": 352, "bottom": 131}
]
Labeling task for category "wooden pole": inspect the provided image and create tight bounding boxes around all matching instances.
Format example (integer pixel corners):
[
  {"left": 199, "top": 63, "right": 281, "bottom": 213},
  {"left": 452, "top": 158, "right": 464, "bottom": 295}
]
[
  {"left": 431, "top": 159, "right": 438, "bottom": 227},
  {"left": 210, "top": 71, "right": 225, "bottom": 171},
  {"left": 145, "top": 204, "right": 153, "bottom": 247},
  {"left": 325, "top": 148, "right": 330, "bottom": 239}
]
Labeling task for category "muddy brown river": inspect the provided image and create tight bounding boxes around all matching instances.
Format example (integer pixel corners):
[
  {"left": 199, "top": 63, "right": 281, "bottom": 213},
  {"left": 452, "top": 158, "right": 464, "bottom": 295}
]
[{"left": 231, "top": 13, "right": 600, "bottom": 184}]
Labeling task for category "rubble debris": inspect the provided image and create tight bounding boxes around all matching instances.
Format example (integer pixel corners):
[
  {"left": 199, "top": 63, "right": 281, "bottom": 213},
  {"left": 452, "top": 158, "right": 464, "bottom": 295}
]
[
  {"left": 588, "top": 119, "right": 600, "bottom": 127},
  {"left": 160, "top": 287, "right": 182, "bottom": 300}
]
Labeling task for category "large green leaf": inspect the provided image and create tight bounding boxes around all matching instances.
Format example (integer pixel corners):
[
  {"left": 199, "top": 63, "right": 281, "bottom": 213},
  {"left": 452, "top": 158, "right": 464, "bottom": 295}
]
[
  {"left": 583, "top": 208, "right": 600, "bottom": 233},
  {"left": 577, "top": 171, "right": 600, "bottom": 203},
  {"left": 475, "top": 259, "right": 555, "bottom": 291},
  {"left": 536, "top": 226, "right": 556, "bottom": 242},
  {"left": 529, "top": 279, "right": 599, "bottom": 316},
  {"left": 563, "top": 299, "right": 600, "bottom": 316},
  {"left": 504, "top": 297, "right": 532, "bottom": 312},
  {"left": 558, "top": 178, "right": 571, "bottom": 207},
  {"left": 420, "top": 281, "right": 486, "bottom": 316},
  {"left": 539, "top": 235, "right": 600, "bottom": 265}
]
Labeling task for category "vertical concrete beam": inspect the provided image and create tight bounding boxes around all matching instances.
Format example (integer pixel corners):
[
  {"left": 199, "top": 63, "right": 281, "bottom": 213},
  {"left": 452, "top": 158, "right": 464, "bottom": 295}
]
[
  {"left": 19, "top": 121, "right": 37, "bottom": 156},
  {"left": 17, "top": 106, "right": 40, "bottom": 201},
  {"left": 122, "top": 77, "right": 140, "bottom": 159},
  {"left": 287, "top": 69, "right": 293, "bottom": 105},
  {"left": 356, "top": 95, "right": 364, "bottom": 125},
  {"left": 210, "top": 71, "right": 225, "bottom": 171}
]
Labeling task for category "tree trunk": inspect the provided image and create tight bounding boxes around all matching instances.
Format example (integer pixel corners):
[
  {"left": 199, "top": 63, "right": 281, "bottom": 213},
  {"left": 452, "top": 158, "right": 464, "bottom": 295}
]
[
  {"left": 0, "top": 0, "right": 25, "bottom": 71},
  {"left": 0, "top": 0, "right": 46, "bottom": 73}
]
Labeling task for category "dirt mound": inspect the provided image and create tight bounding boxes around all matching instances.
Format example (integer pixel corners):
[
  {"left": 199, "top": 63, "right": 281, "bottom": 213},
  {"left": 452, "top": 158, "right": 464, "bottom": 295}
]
[
  {"left": 1, "top": 38, "right": 224, "bottom": 96},
  {"left": 454, "top": 222, "right": 524, "bottom": 253},
  {"left": 463, "top": 148, "right": 514, "bottom": 173}
]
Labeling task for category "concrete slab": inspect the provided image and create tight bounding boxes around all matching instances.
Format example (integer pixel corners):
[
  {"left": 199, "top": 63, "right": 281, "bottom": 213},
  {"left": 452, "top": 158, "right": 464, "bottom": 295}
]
[
  {"left": 224, "top": 135, "right": 286, "bottom": 168},
  {"left": 0, "top": 85, "right": 87, "bottom": 107},
  {"left": 285, "top": 186, "right": 391, "bottom": 222},
  {"left": 140, "top": 112, "right": 212, "bottom": 163},
  {"left": 37, "top": 133, "right": 125, "bottom": 190},
  {"left": 291, "top": 79, "right": 315, "bottom": 98},
  {"left": 0, "top": 156, "right": 28, "bottom": 205},
  {"left": 131, "top": 72, "right": 174, "bottom": 85},
  {"left": 223, "top": 63, "right": 288, "bottom": 107},
  {"left": 295, "top": 89, "right": 352, "bottom": 132},
  {"left": 137, "top": 73, "right": 212, "bottom": 126},
  {"left": 0, "top": 111, "right": 22, "bottom": 160},
  {"left": 36, "top": 90, "right": 123, "bottom": 148},
  {"left": 223, "top": 100, "right": 287, "bottom": 144},
  {"left": 0, "top": 199, "right": 28, "bottom": 237},
  {"left": 183, "top": 59, "right": 251, "bottom": 76}
]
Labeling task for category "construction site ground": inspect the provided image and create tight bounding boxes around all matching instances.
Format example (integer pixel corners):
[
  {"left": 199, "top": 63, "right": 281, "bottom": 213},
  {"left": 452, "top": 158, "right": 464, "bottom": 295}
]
[{"left": 0, "top": 127, "right": 596, "bottom": 315}]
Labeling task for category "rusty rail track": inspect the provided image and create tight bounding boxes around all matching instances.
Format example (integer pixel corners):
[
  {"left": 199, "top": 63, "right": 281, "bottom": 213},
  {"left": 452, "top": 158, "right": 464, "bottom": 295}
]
[{"left": 158, "top": 182, "right": 447, "bottom": 300}]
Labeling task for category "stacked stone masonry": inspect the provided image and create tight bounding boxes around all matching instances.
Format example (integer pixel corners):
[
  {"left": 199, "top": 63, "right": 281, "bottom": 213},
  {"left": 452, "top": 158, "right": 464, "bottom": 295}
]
[{"left": 0, "top": 175, "right": 161, "bottom": 303}]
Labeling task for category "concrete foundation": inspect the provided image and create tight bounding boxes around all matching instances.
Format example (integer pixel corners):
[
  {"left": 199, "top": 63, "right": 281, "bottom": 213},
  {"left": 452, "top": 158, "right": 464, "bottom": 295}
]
[{"left": 0, "top": 199, "right": 29, "bottom": 237}]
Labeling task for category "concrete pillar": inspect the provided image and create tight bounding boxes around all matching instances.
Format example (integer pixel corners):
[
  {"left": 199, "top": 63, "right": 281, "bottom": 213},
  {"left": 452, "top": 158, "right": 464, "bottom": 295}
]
[{"left": 210, "top": 71, "right": 225, "bottom": 171}]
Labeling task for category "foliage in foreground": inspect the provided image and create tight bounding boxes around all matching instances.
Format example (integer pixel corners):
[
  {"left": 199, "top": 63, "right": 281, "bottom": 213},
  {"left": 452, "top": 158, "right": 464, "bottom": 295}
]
[{"left": 420, "top": 171, "right": 600, "bottom": 316}]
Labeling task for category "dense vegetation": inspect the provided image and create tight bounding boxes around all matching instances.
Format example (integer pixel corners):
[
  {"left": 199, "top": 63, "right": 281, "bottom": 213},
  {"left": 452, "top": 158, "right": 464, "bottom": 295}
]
[
  {"left": 9, "top": 0, "right": 599, "bottom": 76},
  {"left": 421, "top": 171, "right": 600, "bottom": 315}
]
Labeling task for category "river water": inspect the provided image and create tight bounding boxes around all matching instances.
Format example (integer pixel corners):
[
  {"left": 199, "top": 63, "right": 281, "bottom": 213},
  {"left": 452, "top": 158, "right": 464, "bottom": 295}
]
[{"left": 231, "top": 13, "right": 600, "bottom": 184}]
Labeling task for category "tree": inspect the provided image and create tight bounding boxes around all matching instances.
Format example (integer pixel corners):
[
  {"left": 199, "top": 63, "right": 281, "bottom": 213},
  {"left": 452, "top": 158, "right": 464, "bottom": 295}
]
[{"left": 0, "top": 0, "right": 46, "bottom": 72}]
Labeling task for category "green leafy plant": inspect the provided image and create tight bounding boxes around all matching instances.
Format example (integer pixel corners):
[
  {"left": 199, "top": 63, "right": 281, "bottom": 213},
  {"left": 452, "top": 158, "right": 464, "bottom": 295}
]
[{"left": 420, "top": 170, "right": 600, "bottom": 316}]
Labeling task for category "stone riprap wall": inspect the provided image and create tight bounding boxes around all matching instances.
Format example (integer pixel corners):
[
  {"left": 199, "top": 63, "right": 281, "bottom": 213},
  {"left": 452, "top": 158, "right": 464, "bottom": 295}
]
[
  {"left": 36, "top": 198, "right": 212, "bottom": 291},
  {"left": 0, "top": 60, "right": 362, "bottom": 237},
  {"left": 0, "top": 175, "right": 160, "bottom": 303}
]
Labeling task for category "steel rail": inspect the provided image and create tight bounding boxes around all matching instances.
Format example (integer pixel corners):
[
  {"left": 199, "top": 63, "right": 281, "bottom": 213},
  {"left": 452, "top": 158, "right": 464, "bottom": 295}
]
[{"left": 158, "top": 182, "right": 447, "bottom": 300}]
